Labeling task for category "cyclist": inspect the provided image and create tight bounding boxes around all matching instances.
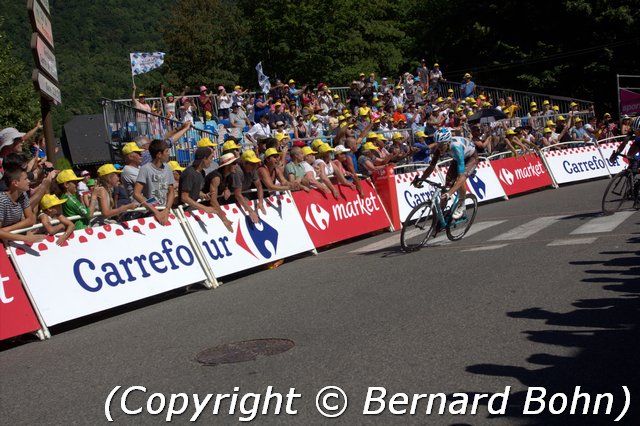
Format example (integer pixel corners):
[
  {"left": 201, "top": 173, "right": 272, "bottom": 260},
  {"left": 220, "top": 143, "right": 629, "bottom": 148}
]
[
  {"left": 413, "top": 127, "right": 478, "bottom": 218},
  {"left": 609, "top": 115, "right": 640, "bottom": 208}
]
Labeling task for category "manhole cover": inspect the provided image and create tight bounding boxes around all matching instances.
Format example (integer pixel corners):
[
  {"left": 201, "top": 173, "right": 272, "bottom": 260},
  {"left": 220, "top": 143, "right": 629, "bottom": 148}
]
[{"left": 195, "top": 339, "right": 295, "bottom": 366}]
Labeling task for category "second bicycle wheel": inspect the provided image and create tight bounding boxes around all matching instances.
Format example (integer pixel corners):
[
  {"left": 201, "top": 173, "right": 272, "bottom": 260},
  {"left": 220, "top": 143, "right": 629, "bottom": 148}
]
[
  {"left": 400, "top": 201, "right": 437, "bottom": 252},
  {"left": 602, "top": 170, "right": 633, "bottom": 215},
  {"left": 446, "top": 194, "right": 478, "bottom": 241}
]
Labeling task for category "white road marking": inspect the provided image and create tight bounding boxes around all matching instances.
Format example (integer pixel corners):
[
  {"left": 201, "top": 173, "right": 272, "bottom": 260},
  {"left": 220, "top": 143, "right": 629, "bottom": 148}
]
[
  {"left": 489, "top": 216, "right": 564, "bottom": 241},
  {"left": 461, "top": 244, "right": 510, "bottom": 252},
  {"left": 547, "top": 237, "right": 598, "bottom": 246},
  {"left": 570, "top": 211, "right": 635, "bottom": 235}
]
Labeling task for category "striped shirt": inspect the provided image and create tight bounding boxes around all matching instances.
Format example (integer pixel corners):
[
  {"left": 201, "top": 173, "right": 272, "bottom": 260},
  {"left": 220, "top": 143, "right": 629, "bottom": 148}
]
[{"left": 0, "top": 191, "right": 29, "bottom": 228}]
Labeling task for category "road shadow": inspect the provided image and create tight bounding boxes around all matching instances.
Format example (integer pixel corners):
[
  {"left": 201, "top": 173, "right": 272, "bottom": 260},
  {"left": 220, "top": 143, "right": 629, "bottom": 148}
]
[{"left": 463, "top": 237, "right": 640, "bottom": 424}]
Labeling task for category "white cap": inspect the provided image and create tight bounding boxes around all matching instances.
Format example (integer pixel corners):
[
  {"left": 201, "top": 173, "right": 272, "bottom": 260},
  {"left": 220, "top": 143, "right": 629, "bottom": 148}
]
[
  {"left": 334, "top": 144, "right": 350, "bottom": 154},
  {"left": 0, "top": 128, "right": 26, "bottom": 150}
]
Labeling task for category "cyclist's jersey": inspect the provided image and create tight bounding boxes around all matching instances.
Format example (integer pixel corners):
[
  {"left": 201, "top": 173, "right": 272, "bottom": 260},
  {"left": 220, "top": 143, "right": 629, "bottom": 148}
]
[{"left": 448, "top": 137, "right": 476, "bottom": 174}]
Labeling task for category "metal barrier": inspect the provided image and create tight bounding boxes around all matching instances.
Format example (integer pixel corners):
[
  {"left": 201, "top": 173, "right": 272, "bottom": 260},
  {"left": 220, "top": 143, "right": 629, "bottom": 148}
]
[{"left": 101, "top": 98, "right": 221, "bottom": 166}]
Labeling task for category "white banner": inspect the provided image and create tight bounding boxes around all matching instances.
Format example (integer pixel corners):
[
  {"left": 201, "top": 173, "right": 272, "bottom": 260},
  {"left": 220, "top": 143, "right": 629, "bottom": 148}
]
[
  {"left": 9, "top": 215, "right": 206, "bottom": 326},
  {"left": 255, "top": 62, "right": 271, "bottom": 94},
  {"left": 598, "top": 141, "right": 631, "bottom": 175},
  {"left": 183, "top": 193, "right": 314, "bottom": 278},
  {"left": 130, "top": 52, "right": 165, "bottom": 76},
  {"left": 394, "top": 170, "right": 443, "bottom": 223},
  {"left": 464, "top": 160, "right": 507, "bottom": 203},
  {"left": 542, "top": 145, "right": 610, "bottom": 184}
]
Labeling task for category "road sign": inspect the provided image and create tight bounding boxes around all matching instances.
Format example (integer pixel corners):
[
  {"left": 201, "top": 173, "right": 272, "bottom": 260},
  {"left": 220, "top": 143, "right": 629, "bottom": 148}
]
[
  {"left": 32, "top": 70, "right": 62, "bottom": 105},
  {"left": 27, "top": 0, "right": 54, "bottom": 48},
  {"left": 31, "top": 33, "right": 58, "bottom": 82}
]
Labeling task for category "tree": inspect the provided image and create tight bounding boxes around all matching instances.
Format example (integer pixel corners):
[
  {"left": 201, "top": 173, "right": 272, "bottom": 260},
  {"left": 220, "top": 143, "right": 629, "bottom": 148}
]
[{"left": 0, "top": 29, "right": 40, "bottom": 130}]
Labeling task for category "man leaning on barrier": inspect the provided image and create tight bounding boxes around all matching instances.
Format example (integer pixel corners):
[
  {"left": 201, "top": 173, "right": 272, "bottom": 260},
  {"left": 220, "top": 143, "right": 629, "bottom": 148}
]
[
  {"left": 0, "top": 165, "right": 44, "bottom": 243},
  {"left": 133, "top": 139, "right": 175, "bottom": 225}
]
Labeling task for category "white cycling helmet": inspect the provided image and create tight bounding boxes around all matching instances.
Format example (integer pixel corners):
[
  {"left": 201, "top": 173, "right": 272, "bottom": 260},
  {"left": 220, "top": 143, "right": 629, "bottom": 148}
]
[
  {"left": 632, "top": 116, "right": 640, "bottom": 131},
  {"left": 433, "top": 127, "right": 453, "bottom": 144}
]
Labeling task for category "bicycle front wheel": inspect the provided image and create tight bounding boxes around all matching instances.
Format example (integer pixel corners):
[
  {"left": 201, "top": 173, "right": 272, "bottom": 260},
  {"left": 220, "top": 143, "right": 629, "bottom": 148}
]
[
  {"left": 446, "top": 194, "right": 478, "bottom": 241},
  {"left": 602, "top": 170, "right": 633, "bottom": 215},
  {"left": 400, "top": 201, "right": 437, "bottom": 252}
]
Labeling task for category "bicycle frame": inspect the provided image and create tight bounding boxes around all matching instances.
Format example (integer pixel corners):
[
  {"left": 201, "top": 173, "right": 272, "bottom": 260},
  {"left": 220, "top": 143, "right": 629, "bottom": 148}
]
[{"left": 423, "top": 181, "right": 459, "bottom": 231}]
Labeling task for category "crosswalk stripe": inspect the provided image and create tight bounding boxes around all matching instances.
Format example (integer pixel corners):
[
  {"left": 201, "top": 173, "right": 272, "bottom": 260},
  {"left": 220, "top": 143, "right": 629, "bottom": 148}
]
[
  {"left": 461, "top": 244, "right": 509, "bottom": 252},
  {"left": 547, "top": 237, "right": 598, "bottom": 246},
  {"left": 489, "top": 216, "right": 564, "bottom": 241},
  {"left": 349, "top": 220, "right": 506, "bottom": 253},
  {"left": 570, "top": 211, "right": 636, "bottom": 235}
]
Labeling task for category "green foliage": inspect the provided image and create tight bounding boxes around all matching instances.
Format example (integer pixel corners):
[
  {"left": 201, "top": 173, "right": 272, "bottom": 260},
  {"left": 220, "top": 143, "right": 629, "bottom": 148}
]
[{"left": 0, "top": 28, "right": 40, "bottom": 130}]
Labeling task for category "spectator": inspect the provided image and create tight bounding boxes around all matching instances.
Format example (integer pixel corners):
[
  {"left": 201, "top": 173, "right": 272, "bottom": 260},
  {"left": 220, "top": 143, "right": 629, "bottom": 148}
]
[
  {"left": 82, "top": 178, "right": 96, "bottom": 208},
  {"left": 203, "top": 153, "right": 236, "bottom": 233},
  {"left": 95, "top": 164, "right": 136, "bottom": 220},
  {"left": 178, "top": 147, "right": 216, "bottom": 213},
  {"left": 133, "top": 139, "right": 175, "bottom": 225},
  {"left": 38, "top": 194, "right": 74, "bottom": 246},
  {"left": 417, "top": 59, "right": 429, "bottom": 90},
  {"left": 179, "top": 97, "right": 195, "bottom": 124},
  {"left": 77, "top": 170, "right": 90, "bottom": 195},
  {"left": 503, "top": 97, "right": 519, "bottom": 118},
  {"left": 269, "top": 102, "right": 289, "bottom": 129},
  {"left": 470, "top": 125, "right": 491, "bottom": 155},
  {"left": 555, "top": 116, "right": 573, "bottom": 143},
  {"left": 539, "top": 127, "right": 557, "bottom": 149},
  {"left": 258, "top": 148, "right": 297, "bottom": 193},
  {"left": 460, "top": 73, "right": 475, "bottom": 98},
  {"left": 131, "top": 85, "right": 151, "bottom": 134},
  {"left": 0, "top": 166, "right": 44, "bottom": 243},
  {"left": 217, "top": 86, "right": 233, "bottom": 119},
  {"left": 246, "top": 114, "right": 272, "bottom": 145},
  {"left": 358, "top": 142, "right": 386, "bottom": 178},
  {"left": 120, "top": 142, "right": 144, "bottom": 203},
  {"left": 167, "top": 161, "right": 185, "bottom": 196},
  {"left": 312, "top": 144, "right": 340, "bottom": 199},
  {"left": 198, "top": 85, "right": 214, "bottom": 121},
  {"left": 284, "top": 146, "right": 309, "bottom": 188},
  {"left": 316, "top": 143, "right": 355, "bottom": 192},
  {"left": 333, "top": 145, "right": 363, "bottom": 196},
  {"left": 300, "top": 146, "right": 332, "bottom": 195},
  {"left": 429, "top": 63, "right": 444, "bottom": 94},
  {"left": 253, "top": 92, "right": 271, "bottom": 122},
  {"left": 228, "top": 150, "right": 266, "bottom": 224},
  {"left": 160, "top": 84, "right": 187, "bottom": 119},
  {"left": 222, "top": 138, "right": 242, "bottom": 158},
  {"left": 57, "top": 169, "right": 97, "bottom": 230},
  {"left": 229, "top": 103, "right": 251, "bottom": 131},
  {"left": 570, "top": 117, "right": 593, "bottom": 144}
]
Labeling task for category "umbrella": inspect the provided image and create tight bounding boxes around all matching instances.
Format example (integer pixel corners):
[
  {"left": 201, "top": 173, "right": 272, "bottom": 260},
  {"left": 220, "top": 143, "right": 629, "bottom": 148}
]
[{"left": 468, "top": 108, "right": 507, "bottom": 124}]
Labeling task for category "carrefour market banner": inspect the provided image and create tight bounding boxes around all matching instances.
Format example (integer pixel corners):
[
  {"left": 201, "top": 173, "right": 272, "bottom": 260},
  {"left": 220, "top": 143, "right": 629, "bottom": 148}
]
[
  {"left": 394, "top": 169, "right": 443, "bottom": 223},
  {"left": 183, "top": 193, "right": 315, "bottom": 278},
  {"left": 292, "top": 181, "right": 391, "bottom": 247},
  {"left": 491, "top": 153, "right": 554, "bottom": 196},
  {"left": 0, "top": 250, "right": 41, "bottom": 340},
  {"left": 8, "top": 215, "right": 207, "bottom": 326},
  {"left": 542, "top": 145, "right": 610, "bottom": 184}
]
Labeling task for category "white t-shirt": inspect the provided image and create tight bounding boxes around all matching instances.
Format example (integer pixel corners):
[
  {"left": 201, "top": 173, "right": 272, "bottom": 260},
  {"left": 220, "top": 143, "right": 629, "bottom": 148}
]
[
  {"left": 313, "top": 159, "right": 334, "bottom": 176},
  {"left": 302, "top": 161, "right": 317, "bottom": 179}
]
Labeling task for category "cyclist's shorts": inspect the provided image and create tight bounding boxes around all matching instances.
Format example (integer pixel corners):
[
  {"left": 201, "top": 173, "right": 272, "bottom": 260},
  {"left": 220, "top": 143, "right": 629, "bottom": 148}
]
[{"left": 446, "top": 155, "right": 479, "bottom": 185}]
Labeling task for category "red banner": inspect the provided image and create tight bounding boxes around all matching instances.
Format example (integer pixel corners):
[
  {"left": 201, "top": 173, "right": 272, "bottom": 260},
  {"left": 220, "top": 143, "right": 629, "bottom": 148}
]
[
  {"left": 620, "top": 88, "right": 640, "bottom": 115},
  {"left": 491, "top": 153, "right": 554, "bottom": 196},
  {"left": 292, "top": 180, "right": 391, "bottom": 248},
  {"left": 0, "top": 250, "right": 40, "bottom": 341}
]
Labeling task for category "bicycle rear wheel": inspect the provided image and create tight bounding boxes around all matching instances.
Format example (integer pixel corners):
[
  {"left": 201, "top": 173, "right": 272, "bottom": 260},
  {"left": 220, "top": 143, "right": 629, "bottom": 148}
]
[
  {"left": 446, "top": 194, "right": 478, "bottom": 241},
  {"left": 400, "top": 201, "right": 437, "bottom": 252},
  {"left": 602, "top": 170, "right": 633, "bottom": 215}
]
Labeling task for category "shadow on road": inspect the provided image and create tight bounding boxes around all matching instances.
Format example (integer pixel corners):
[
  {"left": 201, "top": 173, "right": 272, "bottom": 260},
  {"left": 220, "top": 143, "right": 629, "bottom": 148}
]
[{"left": 463, "top": 237, "right": 640, "bottom": 425}]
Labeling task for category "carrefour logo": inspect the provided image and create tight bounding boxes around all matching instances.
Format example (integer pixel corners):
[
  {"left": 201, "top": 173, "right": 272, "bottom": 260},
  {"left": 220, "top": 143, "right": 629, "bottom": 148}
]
[
  {"left": 235, "top": 217, "right": 279, "bottom": 259},
  {"left": 499, "top": 168, "right": 514, "bottom": 186},
  {"left": 468, "top": 174, "right": 487, "bottom": 199},
  {"left": 305, "top": 204, "right": 330, "bottom": 231}
]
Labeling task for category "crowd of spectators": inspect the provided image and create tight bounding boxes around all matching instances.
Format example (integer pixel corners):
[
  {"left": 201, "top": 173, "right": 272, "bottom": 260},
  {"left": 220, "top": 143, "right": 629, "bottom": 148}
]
[{"left": 1, "top": 64, "right": 636, "bottom": 241}]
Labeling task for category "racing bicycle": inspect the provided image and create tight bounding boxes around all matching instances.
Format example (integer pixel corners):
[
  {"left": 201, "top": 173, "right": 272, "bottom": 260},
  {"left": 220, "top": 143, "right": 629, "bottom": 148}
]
[
  {"left": 601, "top": 153, "right": 639, "bottom": 214},
  {"left": 400, "top": 178, "right": 478, "bottom": 252}
]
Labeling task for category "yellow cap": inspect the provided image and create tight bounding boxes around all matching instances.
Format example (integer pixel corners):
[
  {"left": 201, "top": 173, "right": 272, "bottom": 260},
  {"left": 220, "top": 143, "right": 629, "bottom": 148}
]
[
  {"left": 40, "top": 194, "right": 67, "bottom": 210},
  {"left": 197, "top": 137, "right": 217, "bottom": 148},
  {"left": 434, "top": 63, "right": 439, "bottom": 67},
  {"left": 222, "top": 140, "right": 241, "bottom": 151},
  {"left": 569, "top": 102, "right": 578, "bottom": 107},
  {"left": 552, "top": 105, "right": 559, "bottom": 111},
  {"left": 506, "top": 129, "right": 517, "bottom": 136},
  {"left": 288, "top": 79, "right": 295, "bottom": 84},
  {"left": 543, "top": 127, "right": 552, "bottom": 134},
  {"left": 234, "top": 85, "right": 242, "bottom": 89},
  {"left": 344, "top": 113, "right": 352, "bottom": 118},
  {"left": 377, "top": 134, "right": 388, "bottom": 141},
  {"left": 301, "top": 146, "right": 317, "bottom": 156},
  {"left": 264, "top": 148, "right": 279, "bottom": 158},
  {"left": 362, "top": 142, "right": 378, "bottom": 151},
  {"left": 241, "top": 150, "right": 262, "bottom": 163},
  {"left": 56, "top": 169, "right": 83, "bottom": 184},
  {"left": 317, "top": 143, "right": 335, "bottom": 154},
  {"left": 530, "top": 102, "right": 537, "bottom": 107},
  {"left": 122, "top": 142, "right": 143, "bottom": 155},
  {"left": 574, "top": 117, "right": 583, "bottom": 123},
  {"left": 366, "top": 132, "right": 378, "bottom": 140},
  {"left": 392, "top": 132, "right": 403, "bottom": 140},
  {"left": 546, "top": 120, "right": 556, "bottom": 126},
  {"left": 275, "top": 133, "right": 290, "bottom": 141},
  {"left": 311, "top": 139, "right": 324, "bottom": 149},
  {"left": 338, "top": 115, "right": 345, "bottom": 121},
  {"left": 464, "top": 73, "right": 472, "bottom": 78},
  {"left": 557, "top": 115, "right": 566, "bottom": 121},
  {"left": 167, "top": 161, "right": 185, "bottom": 172},
  {"left": 310, "top": 115, "right": 319, "bottom": 122},
  {"left": 359, "top": 108, "right": 369, "bottom": 116},
  {"left": 97, "top": 164, "right": 122, "bottom": 176},
  {"left": 436, "top": 97, "right": 444, "bottom": 103},
  {"left": 542, "top": 100, "right": 550, "bottom": 106},
  {"left": 447, "top": 88, "right": 454, "bottom": 93},
  {"left": 415, "top": 131, "right": 426, "bottom": 138}
]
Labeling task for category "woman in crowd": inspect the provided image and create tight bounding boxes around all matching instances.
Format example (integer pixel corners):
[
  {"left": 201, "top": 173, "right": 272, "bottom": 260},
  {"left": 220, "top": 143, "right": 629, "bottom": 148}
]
[
  {"left": 258, "top": 148, "right": 298, "bottom": 194},
  {"left": 204, "top": 153, "right": 238, "bottom": 233},
  {"left": 95, "top": 164, "right": 137, "bottom": 220}
]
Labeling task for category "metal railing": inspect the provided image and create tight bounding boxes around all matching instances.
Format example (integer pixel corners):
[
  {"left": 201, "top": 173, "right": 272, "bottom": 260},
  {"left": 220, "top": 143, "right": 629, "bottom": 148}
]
[{"left": 101, "top": 98, "right": 221, "bottom": 166}]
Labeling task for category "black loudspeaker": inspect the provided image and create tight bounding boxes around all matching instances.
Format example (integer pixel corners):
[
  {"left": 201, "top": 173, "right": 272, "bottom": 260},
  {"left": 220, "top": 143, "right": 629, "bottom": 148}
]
[{"left": 61, "top": 115, "right": 112, "bottom": 166}]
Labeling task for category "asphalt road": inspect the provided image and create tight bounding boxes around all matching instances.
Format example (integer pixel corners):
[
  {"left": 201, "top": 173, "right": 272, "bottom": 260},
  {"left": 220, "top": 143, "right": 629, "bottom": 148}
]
[{"left": 1, "top": 178, "right": 639, "bottom": 425}]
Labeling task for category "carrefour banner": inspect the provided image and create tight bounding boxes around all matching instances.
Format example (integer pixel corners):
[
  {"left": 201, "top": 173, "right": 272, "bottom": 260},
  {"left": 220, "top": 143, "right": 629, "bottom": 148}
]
[
  {"left": 8, "top": 215, "right": 207, "bottom": 326},
  {"left": 464, "top": 160, "right": 507, "bottom": 203},
  {"left": 0, "top": 250, "right": 41, "bottom": 340},
  {"left": 394, "top": 170, "right": 443, "bottom": 223},
  {"left": 183, "top": 193, "right": 315, "bottom": 278},
  {"left": 598, "top": 140, "right": 632, "bottom": 175},
  {"left": 292, "top": 181, "right": 391, "bottom": 248},
  {"left": 542, "top": 145, "right": 610, "bottom": 184}
]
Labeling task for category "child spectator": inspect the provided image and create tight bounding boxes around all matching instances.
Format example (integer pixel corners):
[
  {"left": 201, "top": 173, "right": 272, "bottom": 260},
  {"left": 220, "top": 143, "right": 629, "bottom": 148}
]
[
  {"left": 38, "top": 194, "right": 75, "bottom": 246},
  {"left": 133, "top": 139, "right": 175, "bottom": 225},
  {"left": 57, "top": 169, "right": 97, "bottom": 230},
  {"left": 95, "top": 164, "right": 137, "bottom": 220}
]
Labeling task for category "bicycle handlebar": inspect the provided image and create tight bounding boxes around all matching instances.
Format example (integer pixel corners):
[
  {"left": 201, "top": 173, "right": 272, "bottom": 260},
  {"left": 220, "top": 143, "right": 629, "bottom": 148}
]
[{"left": 412, "top": 176, "right": 444, "bottom": 190}]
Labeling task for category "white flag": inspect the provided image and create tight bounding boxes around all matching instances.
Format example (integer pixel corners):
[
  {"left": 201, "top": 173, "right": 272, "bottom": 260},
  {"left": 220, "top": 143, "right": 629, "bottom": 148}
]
[
  {"left": 255, "top": 62, "right": 271, "bottom": 94},
  {"left": 130, "top": 52, "right": 165, "bottom": 76}
]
